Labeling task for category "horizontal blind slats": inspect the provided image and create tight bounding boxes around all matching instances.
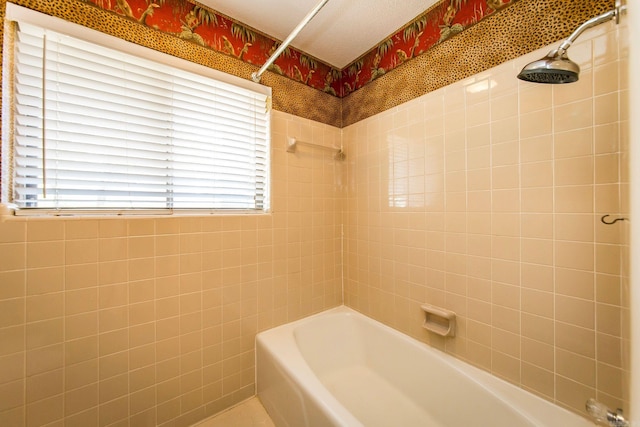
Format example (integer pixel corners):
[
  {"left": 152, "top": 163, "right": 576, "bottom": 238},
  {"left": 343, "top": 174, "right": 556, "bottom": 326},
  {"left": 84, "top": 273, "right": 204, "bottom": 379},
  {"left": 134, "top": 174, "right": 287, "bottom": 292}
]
[{"left": 10, "top": 18, "right": 270, "bottom": 212}]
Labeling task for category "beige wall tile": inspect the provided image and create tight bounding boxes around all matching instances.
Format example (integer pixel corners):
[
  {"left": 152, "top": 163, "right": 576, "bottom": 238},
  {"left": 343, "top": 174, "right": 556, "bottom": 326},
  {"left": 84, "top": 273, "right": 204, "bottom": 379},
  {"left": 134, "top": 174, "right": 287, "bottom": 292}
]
[
  {"left": 0, "top": 298, "right": 25, "bottom": 328},
  {"left": 596, "top": 274, "right": 621, "bottom": 305},
  {"left": 98, "top": 261, "right": 128, "bottom": 287},
  {"left": 27, "top": 344, "right": 63, "bottom": 377},
  {"left": 65, "top": 240, "right": 98, "bottom": 265},
  {"left": 519, "top": 85, "right": 552, "bottom": 114},
  {"left": 98, "top": 238, "right": 128, "bottom": 262},
  {"left": 556, "top": 268, "right": 595, "bottom": 300},
  {"left": 344, "top": 30, "right": 623, "bottom": 411},
  {"left": 26, "top": 368, "right": 63, "bottom": 403},
  {"left": 65, "top": 220, "right": 99, "bottom": 240},
  {"left": 556, "top": 375, "right": 595, "bottom": 414},
  {"left": 521, "top": 289, "right": 553, "bottom": 319},
  {"left": 521, "top": 238, "right": 553, "bottom": 266},
  {"left": 99, "top": 307, "right": 128, "bottom": 333},
  {"left": 595, "top": 93, "right": 619, "bottom": 126},
  {"left": 554, "top": 99, "right": 593, "bottom": 133},
  {"left": 65, "top": 337, "right": 98, "bottom": 366},
  {"left": 27, "top": 221, "right": 64, "bottom": 242},
  {"left": 555, "top": 214, "right": 594, "bottom": 242},
  {"left": 65, "top": 264, "right": 98, "bottom": 291},
  {"left": 596, "top": 243, "right": 622, "bottom": 275},
  {"left": 597, "top": 303, "right": 622, "bottom": 336},
  {"left": 521, "top": 263, "right": 553, "bottom": 292},
  {"left": 0, "top": 379, "right": 25, "bottom": 413},
  {"left": 0, "top": 326, "right": 25, "bottom": 358},
  {"left": 594, "top": 123, "right": 619, "bottom": 154},
  {"left": 26, "top": 319, "right": 63, "bottom": 351},
  {"left": 65, "top": 289, "right": 97, "bottom": 317},
  {"left": 521, "top": 135, "right": 553, "bottom": 163},
  {"left": 26, "top": 293, "right": 62, "bottom": 323},
  {"left": 598, "top": 363, "right": 624, "bottom": 399},
  {"left": 65, "top": 359, "right": 98, "bottom": 391},
  {"left": 556, "top": 295, "right": 595, "bottom": 329},
  {"left": 521, "top": 188, "right": 553, "bottom": 213},
  {"left": 555, "top": 241, "right": 594, "bottom": 271},
  {"left": 98, "top": 396, "right": 128, "bottom": 426},
  {"left": 557, "top": 348, "right": 596, "bottom": 387},
  {"left": 555, "top": 128, "right": 593, "bottom": 159},
  {"left": 25, "top": 394, "right": 63, "bottom": 427},
  {"left": 521, "top": 161, "right": 553, "bottom": 188},
  {"left": 492, "top": 351, "right": 520, "bottom": 384},
  {"left": 99, "top": 220, "right": 127, "bottom": 238},
  {"left": 0, "top": 274, "right": 24, "bottom": 305},
  {"left": 519, "top": 109, "right": 552, "bottom": 139},
  {"left": 0, "top": 21, "right": 627, "bottom": 426},
  {"left": 27, "top": 267, "right": 64, "bottom": 296},
  {"left": 0, "top": 220, "right": 26, "bottom": 244},
  {"left": 521, "top": 214, "right": 553, "bottom": 240},
  {"left": 64, "top": 407, "right": 98, "bottom": 427},
  {"left": 99, "top": 330, "right": 129, "bottom": 357},
  {"left": 555, "top": 185, "right": 594, "bottom": 213},
  {"left": 65, "top": 383, "right": 98, "bottom": 416},
  {"left": 556, "top": 322, "right": 595, "bottom": 358},
  {"left": 522, "top": 362, "right": 554, "bottom": 398},
  {"left": 0, "top": 353, "right": 24, "bottom": 385},
  {"left": 27, "top": 241, "right": 64, "bottom": 269}
]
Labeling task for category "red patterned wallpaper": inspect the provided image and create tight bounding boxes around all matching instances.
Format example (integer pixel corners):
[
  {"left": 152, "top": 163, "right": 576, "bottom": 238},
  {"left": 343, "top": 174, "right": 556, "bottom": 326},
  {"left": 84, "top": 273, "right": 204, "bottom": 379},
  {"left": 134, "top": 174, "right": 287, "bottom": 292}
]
[
  {"left": 86, "top": 0, "right": 515, "bottom": 97},
  {"left": 341, "top": 0, "right": 515, "bottom": 96}
]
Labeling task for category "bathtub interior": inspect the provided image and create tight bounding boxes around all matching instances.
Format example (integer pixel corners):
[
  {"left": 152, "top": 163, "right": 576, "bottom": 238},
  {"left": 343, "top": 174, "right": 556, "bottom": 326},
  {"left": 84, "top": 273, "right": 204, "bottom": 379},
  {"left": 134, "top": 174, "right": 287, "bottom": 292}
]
[
  {"left": 258, "top": 306, "right": 593, "bottom": 427},
  {"left": 292, "top": 311, "right": 537, "bottom": 427}
]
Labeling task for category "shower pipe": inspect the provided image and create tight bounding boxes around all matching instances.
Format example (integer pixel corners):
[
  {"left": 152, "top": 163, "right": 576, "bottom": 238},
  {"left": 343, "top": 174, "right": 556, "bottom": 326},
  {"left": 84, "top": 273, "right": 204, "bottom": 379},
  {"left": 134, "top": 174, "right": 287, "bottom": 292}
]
[{"left": 251, "top": 0, "right": 330, "bottom": 83}]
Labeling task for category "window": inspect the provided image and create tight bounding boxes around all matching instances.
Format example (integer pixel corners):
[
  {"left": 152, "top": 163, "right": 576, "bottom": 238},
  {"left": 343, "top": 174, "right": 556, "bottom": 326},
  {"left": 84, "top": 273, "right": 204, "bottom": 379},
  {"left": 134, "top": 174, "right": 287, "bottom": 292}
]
[{"left": 2, "top": 4, "right": 270, "bottom": 214}]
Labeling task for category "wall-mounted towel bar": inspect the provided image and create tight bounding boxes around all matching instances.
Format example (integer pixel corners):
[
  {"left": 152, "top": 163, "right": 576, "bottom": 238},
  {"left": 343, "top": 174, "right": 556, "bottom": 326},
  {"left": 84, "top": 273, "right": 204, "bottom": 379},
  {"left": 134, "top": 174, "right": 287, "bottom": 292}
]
[{"left": 286, "top": 137, "right": 345, "bottom": 160}]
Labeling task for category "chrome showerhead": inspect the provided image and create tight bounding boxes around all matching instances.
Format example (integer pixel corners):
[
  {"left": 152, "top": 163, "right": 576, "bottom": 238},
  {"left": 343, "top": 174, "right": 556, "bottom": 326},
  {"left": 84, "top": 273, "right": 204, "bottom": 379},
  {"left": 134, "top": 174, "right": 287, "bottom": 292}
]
[
  {"left": 517, "top": 49, "right": 579, "bottom": 84},
  {"left": 517, "top": 4, "right": 624, "bottom": 84}
]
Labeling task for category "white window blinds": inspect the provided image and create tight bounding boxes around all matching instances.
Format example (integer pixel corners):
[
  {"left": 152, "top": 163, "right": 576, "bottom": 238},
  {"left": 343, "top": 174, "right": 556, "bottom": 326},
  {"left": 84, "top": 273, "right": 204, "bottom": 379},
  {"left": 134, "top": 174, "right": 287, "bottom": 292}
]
[{"left": 5, "top": 6, "right": 270, "bottom": 213}]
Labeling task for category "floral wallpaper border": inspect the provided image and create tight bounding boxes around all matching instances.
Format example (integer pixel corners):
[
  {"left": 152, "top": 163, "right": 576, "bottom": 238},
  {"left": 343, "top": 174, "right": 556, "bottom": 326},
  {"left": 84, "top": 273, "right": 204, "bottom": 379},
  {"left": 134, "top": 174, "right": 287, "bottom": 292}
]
[
  {"left": 341, "top": 0, "right": 515, "bottom": 96},
  {"left": 82, "top": 0, "right": 516, "bottom": 98}
]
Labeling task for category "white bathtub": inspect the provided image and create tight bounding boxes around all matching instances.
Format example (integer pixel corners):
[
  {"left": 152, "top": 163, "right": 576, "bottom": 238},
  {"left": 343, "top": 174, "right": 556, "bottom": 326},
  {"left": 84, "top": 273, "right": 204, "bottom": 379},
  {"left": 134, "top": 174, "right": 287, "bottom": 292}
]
[{"left": 256, "top": 306, "right": 593, "bottom": 427}]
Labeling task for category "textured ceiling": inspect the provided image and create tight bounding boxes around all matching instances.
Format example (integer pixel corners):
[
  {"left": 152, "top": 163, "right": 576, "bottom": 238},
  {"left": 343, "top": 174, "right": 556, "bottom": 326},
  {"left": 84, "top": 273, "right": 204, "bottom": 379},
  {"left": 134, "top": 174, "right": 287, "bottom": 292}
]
[{"left": 198, "top": 0, "right": 439, "bottom": 68}]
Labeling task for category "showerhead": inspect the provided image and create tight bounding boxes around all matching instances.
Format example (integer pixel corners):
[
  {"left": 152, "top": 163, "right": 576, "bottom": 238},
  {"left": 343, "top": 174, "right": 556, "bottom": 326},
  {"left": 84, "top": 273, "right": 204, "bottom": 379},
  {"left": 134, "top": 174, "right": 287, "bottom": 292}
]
[
  {"left": 517, "top": 49, "right": 579, "bottom": 84},
  {"left": 517, "top": 5, "right": 624, "bottom": 84}
]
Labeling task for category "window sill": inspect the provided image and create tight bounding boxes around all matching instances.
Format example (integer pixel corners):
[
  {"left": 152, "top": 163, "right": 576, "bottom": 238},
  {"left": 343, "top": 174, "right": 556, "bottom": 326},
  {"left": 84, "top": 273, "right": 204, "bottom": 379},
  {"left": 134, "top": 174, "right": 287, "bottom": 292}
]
[{"left": 1, "top": 204, "right": 271, "bottom": 219}]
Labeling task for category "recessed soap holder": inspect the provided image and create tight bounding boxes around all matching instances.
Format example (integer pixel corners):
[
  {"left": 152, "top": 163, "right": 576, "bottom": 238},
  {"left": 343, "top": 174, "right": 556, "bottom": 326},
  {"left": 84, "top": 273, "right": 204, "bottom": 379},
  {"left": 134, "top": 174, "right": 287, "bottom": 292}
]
[{"left": 421, "top": 304, "right": 456, "bottom": 337}]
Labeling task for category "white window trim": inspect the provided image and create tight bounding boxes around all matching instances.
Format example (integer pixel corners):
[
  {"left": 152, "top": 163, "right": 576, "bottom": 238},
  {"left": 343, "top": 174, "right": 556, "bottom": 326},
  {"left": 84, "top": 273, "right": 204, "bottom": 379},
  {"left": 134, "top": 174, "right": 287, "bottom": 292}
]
[{"left": 2, "top": 3, "right": 272, "bottom": 217}]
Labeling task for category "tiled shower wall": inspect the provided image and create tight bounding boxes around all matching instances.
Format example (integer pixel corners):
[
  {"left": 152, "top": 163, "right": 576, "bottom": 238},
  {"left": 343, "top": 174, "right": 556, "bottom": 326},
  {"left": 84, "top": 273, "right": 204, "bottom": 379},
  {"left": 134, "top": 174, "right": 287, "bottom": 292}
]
[
  {"left": 0, "top": 111, "right": 344, "bottom": 426},
  {"left": 343, "top": 21, "right": 629, "bottom": 416},
  {"left": 0, "top": 4, "right": 630, "bottom": 427}
]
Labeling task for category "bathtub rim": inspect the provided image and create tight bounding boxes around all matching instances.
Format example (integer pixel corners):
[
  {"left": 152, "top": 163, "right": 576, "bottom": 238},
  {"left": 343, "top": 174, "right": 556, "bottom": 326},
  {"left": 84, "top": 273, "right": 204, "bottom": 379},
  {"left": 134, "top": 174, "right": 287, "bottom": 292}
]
[
  {"left": 257, "top": 307, "right": 364, "bottom": 426},
  {"left": 256, "top": 305, "right": 592, "bottom": 427}
]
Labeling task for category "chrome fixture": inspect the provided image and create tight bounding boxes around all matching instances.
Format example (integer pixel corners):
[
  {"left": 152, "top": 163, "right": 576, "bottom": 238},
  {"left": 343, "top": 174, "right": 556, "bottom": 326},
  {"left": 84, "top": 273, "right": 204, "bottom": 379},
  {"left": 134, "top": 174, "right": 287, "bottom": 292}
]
[
  {"left": 252, "top": 0, "right": 330, "bottom": 83},
  {"left": 586, "top": 398, "right": 629, "bottom": 427},
  {"left": 517, "top": 3, "right": 626, "bottom": 84}
]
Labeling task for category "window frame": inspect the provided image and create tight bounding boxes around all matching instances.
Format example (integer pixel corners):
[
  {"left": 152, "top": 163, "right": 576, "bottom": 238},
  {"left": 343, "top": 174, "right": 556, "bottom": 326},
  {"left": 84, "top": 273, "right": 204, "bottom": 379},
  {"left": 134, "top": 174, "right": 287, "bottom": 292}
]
[{"left": 1, "top": 3, "right": 272, "bottom": 217}]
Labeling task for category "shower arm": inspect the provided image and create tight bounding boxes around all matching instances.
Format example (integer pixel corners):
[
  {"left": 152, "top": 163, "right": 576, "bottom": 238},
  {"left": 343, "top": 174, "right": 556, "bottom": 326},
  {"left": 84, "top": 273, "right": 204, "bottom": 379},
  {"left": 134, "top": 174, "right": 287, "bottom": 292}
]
[
  {"left": 555, "top": 6, "right": 623, "bottom": 57},
  {"left": 251, "top": 0, "right": 330, "bottom": 83}
]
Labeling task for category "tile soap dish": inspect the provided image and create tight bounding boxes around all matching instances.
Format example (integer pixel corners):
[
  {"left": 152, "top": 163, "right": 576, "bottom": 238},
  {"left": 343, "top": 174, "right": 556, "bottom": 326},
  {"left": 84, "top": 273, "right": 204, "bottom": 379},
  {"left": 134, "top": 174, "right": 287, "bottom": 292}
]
[{"left": 421, "top": 304, "right": 456, "bottom": 337}]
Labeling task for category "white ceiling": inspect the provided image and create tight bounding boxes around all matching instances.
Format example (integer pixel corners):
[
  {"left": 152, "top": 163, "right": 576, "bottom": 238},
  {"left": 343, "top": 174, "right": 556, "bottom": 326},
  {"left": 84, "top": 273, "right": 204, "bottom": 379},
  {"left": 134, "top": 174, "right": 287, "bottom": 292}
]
[{"left": 199, "top": 0, "right": 439, "bottom": 69}]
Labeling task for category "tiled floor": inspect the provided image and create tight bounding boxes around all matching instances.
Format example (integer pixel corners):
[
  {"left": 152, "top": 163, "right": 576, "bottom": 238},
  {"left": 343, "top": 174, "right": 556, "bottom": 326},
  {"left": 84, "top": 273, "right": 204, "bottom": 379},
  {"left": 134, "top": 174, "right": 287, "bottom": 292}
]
[{"left": 193, "top": 397, "right": 275, "bottom": 427}]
